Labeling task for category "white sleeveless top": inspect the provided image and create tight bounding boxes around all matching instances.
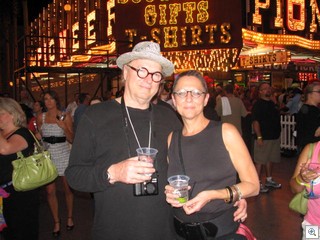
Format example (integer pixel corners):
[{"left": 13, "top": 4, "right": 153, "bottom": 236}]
[{"left": 41, "top": 113, "right": 70, "bottom": 176}]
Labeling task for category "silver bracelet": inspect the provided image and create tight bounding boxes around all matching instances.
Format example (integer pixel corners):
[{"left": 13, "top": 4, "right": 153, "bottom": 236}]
[{"left": 233, "top": 184, "right": 243, "bottom": 201}]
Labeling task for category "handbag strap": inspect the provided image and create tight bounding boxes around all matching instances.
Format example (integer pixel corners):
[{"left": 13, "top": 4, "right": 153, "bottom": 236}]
[
  {"left": 308, "top": 143, "right": 314, "bottom": 160},
  {"left": 177, "top": 130, "right": 201, "bottom": 222},
  {"left": 310, "top": 141, "right": 320, "bottom": 163},
  {"left": 17, "top": 151, "right": 24, "bottom": 159},
  {"left": 177, "top": 130, "right": 186, "bottom": 176},
  {"left": 16, "top": 130, "right": 42, "bottom": 159},
  {"left": 28, "top": 130, "right": 42, "bottom": 150}
]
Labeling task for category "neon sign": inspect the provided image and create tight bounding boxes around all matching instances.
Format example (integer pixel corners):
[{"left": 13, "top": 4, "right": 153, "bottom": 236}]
[
  {"left": 251, "top": 0, "right": 320, "bottom": 34},
  {"left": 114, "top": 0, "right": 242, "bottom": 53}
]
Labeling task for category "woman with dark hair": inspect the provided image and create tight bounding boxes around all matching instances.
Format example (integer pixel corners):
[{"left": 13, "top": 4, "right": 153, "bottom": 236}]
[
  {"left": 0, "top": 97, "right": 39, "bottom": 240},
  {"left": 296, "top": 81, "right": 320, "bottom": 152},
  {"left": 165, "top": 70, "right": 259, "bottom": 239},
  {"left": 36, "top": 90, "right": 74, "bottom": 237}
]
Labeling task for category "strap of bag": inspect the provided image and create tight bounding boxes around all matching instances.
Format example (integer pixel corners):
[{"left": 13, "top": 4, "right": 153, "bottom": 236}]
[
  {"left": 28, "top": 130, "right": 42, "bottom": 150},
  {"left": 16, "top": 130, "right": 43, "bottom": 159},
  {"left": 177, "top": 130, "right": 198, "bottom": 209},
  {"left": 308, "top": 143, "right": 314, "bottom": 161},
  {"left": 17, "top": 151, "right": 24, "bottom": 159},
  {"left": 310, "top": 141, "right": 320, "bottom": 163},
  {"left": 177, "top": 130, "right": 186, "bottom": 176}
]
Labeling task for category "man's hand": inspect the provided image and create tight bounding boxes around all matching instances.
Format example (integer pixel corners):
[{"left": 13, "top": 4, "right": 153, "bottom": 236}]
[
  {"left": 108, "top": 157, "right": 155, "bottom": 184},
  {"left": 256, "top": 138, "right": 264, "bottom": 146}
]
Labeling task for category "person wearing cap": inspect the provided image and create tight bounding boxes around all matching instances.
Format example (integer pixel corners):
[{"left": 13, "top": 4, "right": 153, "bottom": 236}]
[{"left": 65, "top": 41, "right": 247, "bottom": 240}]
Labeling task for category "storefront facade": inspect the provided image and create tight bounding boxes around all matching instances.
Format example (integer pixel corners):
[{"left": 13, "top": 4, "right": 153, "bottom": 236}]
[
  {"left": 16, "top": 0, "right": 320, "bottom": 104},
  {"left": 235, "top": 0, "right": 320, "bottom": 89}
]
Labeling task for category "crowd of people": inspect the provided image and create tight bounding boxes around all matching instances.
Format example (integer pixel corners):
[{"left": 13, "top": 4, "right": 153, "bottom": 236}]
[{"left": 0, "top": 40, "right": 319, "bottom": 240}]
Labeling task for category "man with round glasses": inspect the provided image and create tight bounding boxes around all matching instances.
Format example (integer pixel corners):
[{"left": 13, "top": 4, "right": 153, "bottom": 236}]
[
  {"left": 66, "top": 41, "right": 247, "bottom": 240},
  {"left": 66, "top": 41, "right": 181, "bottom": 240},
  {"left": 126, "top": 64, "right": 164, "bottom": 83}
]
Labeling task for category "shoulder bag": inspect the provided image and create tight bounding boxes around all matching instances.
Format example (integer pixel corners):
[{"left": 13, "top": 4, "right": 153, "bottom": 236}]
[
  {"left": 288, "top": 143, "right": 315, "bottom": 215},
  {"left": 288, "top": 189, "right": 308, "bottom": 215},
  {"left": 12, "top": 130, "right": 58, "bottom": 191}
]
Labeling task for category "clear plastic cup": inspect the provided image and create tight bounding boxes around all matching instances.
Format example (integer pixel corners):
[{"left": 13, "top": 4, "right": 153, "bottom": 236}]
[
  {"left": 168, "top": 175, "right": 190, "bottom": 204},
  {"left": 136, "top": 147, "right": 158, "bottom": 176}
]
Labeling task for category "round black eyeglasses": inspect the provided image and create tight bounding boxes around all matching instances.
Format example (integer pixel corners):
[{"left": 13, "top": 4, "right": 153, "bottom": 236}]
[{"left": 126, "top": 65, "right": 164, "bottom": 83}]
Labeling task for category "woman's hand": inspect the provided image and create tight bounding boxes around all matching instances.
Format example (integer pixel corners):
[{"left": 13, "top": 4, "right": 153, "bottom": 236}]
[
  {"left": 233, "top": 199, "right": 247, "bottom": 222},
  {"left": 182, "top": 190, "right": 211, "bottom": 215},
  {"left": 164, "top": 185, "right": 185, "bottom": 208},
  {"left": 290, "top": 144, "right": 314, "bottom": 193},
  {"left": 55, "top": 112, "right": 74, "bottom": 143},
  {"left": 56, "top": 117, "right": 66, "bottom": 129},
  {"left": 300, "top": 162, "right": 320, "bottom": 183}
]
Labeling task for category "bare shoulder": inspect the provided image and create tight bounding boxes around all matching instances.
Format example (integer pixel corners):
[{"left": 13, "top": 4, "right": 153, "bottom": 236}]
[
  {"left": 222, "top": 122, "right": 238, "bottom": 135},
  {"left": 222, "top": 123, "right": 241, "bottom": 144}
]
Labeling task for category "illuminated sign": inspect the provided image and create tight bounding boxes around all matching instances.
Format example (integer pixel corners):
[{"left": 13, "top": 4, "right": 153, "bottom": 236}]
[
  {"left": 33, "top": 9, "right": 107, "bottom": 65},
  {"left": 27, "top": 0, "right": 320, "bottom": 73},
  {"left": 250, "top": 0, "right": 320, "bottom": 37},
  {"left": 239, "top": 51, "right": 289, "bottom": 67},
  {"left": 243, "top": 62, "right": 319, "bottom": 73},
  {"left": 29, "top": 0, "right": 116, "bottom": 68},
  {"left": 114, "top": 0, "right": 243, "bottom": 53}
]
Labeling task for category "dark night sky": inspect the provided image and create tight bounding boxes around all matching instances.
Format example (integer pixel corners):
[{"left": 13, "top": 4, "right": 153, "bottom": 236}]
[
  {"left": 27, "top": 0, "right": 53, "bottom": 22},
  {"left": 12, "top": 0, "right": 53, "bottom": 25}
]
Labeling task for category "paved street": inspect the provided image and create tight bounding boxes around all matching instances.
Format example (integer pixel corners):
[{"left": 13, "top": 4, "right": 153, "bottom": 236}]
[
  {"left": 38, "top": 186, "right": 93, "bottom": 240},
  {"left": 246, "top": 154, "right": 302, "bottom": 240}
]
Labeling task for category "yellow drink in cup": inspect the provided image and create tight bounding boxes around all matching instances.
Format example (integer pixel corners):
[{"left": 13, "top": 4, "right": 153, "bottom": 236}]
[{"left": 168, "top": 175, "right": 190, "bottom": 204}]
